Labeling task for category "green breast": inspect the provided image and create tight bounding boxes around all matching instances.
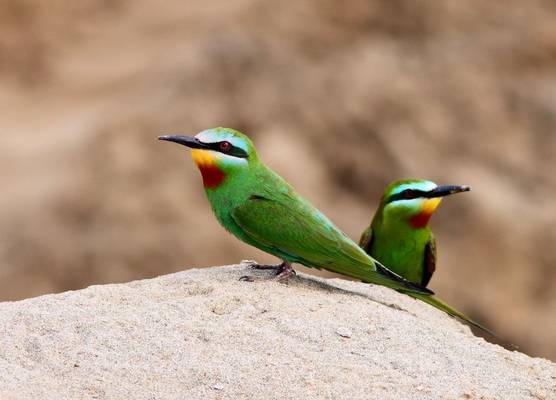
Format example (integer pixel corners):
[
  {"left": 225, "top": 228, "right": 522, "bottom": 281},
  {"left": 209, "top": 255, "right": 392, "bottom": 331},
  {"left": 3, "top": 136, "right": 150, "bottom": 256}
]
[{"left": 369, "top": 224, "right": 431, "bottom": 284}]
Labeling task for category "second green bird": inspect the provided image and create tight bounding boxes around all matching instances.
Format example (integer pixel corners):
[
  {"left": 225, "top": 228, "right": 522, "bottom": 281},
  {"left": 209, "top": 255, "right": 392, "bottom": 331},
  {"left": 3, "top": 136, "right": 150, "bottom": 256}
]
[
  {"left": 359, "top": 179, "right": 499, "bottom": 336},
  {"left": 359, "top": 179, "right": 470, "bottom": 287}
]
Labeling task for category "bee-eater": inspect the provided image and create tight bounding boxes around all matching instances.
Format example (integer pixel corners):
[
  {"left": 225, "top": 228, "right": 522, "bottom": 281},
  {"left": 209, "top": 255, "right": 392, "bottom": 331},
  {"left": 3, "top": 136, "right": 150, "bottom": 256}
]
[
  {"left": 358, "top": 179, "right": 497, "bottom": 335},
  {"left": 159, "top": 127, "right": 431, "bottom": 296},
  {"left": 359, "top": 179, "right": 470, "bottom": 287}
]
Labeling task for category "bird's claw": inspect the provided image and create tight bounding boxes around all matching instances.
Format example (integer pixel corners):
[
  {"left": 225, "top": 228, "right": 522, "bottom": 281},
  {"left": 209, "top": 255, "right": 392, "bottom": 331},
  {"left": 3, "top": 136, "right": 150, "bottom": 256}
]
[
  {"left": 239, "top": 275, "right": 256, "bottom": 282},
  {"left": 273, "top": 263, "right": 296, "bottom": 281}
]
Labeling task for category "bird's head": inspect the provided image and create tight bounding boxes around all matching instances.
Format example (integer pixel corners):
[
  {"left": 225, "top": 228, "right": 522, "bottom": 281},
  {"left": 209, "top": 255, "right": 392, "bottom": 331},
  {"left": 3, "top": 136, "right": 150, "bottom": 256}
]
[
  {"left": 159, "top": 127, "right": 257, "bottom": 188},
  {"left": 380, "top": 179, "right": 470, "bottom": 229}
]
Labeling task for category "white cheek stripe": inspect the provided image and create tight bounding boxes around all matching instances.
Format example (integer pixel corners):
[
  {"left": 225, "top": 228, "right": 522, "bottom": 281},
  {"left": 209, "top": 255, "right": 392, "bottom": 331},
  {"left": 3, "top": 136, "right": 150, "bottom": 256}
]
[{"left": 219, "top": 152, "right": 248, "bottom": 166}]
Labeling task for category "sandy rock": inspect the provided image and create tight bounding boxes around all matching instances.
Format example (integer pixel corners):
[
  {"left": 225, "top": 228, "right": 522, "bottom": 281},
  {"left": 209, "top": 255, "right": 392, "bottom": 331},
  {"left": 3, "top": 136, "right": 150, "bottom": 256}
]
[{"left": 0, "top": 264, "right": 554, "bottom": 400}]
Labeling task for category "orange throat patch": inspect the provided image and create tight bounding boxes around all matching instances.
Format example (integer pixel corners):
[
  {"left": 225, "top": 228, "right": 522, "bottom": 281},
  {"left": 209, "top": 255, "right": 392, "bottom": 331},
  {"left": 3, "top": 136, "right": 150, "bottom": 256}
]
[
  {"left": 191, "top": 149, "right": 225, "bottom": 188},
  {"left": 409, "top": 198, "right": 442, "bottom": 229}
]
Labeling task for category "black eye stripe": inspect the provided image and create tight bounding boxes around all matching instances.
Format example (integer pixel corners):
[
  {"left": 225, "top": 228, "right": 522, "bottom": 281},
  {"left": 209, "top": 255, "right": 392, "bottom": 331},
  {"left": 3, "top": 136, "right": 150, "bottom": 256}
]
[
  {"left": 204, "top": 141, "right": 249, "bottom": 158},
  {"left": 387, "top": 189, "right": 427, "bottom": 203}
]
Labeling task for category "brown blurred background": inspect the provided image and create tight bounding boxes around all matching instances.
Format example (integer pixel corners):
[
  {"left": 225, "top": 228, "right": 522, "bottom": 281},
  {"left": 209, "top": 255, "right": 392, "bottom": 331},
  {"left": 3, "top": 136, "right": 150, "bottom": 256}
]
[{"left": 1, "top": 0, "right": 555, "bottom": 360}]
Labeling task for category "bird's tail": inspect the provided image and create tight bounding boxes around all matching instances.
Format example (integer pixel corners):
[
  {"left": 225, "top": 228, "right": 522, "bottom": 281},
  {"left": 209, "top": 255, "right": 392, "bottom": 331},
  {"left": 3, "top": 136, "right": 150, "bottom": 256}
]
[
  {"left": 373, "top": 262, "right": 434, "bottom": 296},
  {"left": 405, "top": 292, "right": 514, "bottom": 347}
]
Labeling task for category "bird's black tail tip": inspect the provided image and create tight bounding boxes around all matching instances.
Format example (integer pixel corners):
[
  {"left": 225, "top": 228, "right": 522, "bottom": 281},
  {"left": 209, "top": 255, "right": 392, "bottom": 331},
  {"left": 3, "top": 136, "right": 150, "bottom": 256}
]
[{"left": 376, "top": 262, "right": 434, "bottom": 295}]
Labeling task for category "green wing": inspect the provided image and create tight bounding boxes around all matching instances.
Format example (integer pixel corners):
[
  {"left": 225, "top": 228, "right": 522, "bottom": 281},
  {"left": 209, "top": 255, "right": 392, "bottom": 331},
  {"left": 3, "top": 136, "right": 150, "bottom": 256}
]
[
  {"left": 358, "top": 226, "right": 373, "bottom": 253},
  {"left": 231, "top": 196, "right": 432, "bottom": 295},
  {"left": 422, "top": 235, "right": 437, "bottom": 287}
]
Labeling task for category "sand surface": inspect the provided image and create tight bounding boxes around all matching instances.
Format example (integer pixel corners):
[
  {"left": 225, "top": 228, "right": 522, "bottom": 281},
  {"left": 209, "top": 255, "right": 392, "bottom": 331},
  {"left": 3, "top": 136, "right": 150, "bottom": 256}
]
[
  {"left": 0, "top": 264, "right": 554, "bottom": 400},
  {"left": 1, "top": 0, "right": 556, "bottom": 360}
]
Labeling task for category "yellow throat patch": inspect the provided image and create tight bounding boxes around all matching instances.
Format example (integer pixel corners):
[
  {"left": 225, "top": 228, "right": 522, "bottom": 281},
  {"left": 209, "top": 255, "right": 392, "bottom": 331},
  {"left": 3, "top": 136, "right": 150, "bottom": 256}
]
[
  {"left": 410, "top": 197, "right": 442, "bottom": 228},
  {"left": 191, "top": 149, "right": 219, "bottom": 167},
  {"left": 190, "top": 149, "right": 225, "bottom": 188},
  {"left": 422, "top": 197, "right": 442, "bottom": 214}
]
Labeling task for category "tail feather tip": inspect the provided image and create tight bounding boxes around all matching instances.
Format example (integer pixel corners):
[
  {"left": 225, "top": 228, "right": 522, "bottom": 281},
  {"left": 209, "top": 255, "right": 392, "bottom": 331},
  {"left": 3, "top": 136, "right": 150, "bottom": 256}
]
[{"left": 376, "top": 263, "right": 434, "bottom": 295}]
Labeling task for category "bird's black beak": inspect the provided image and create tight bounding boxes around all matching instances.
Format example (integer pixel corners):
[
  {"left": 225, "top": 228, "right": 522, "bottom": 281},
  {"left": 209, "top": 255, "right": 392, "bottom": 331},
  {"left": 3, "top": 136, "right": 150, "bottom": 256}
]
[
  {"left": 426, "top": 185, "right": 471, "bottom": 198},
  {"left": 158, "top": 135, "right": 209, "bottom": 149}
]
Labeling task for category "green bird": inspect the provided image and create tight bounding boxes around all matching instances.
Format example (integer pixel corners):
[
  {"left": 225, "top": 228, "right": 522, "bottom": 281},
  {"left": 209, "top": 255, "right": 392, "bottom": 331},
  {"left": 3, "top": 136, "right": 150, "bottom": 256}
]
[
  {"left": 359, "top": 179, "right": 470, "bottom": 287},
  {"left": 358, "top": 179, "right": 497, "bottom": 335},
  {"left": 159, "top": 127, "right": 431, "bottom": 296}
]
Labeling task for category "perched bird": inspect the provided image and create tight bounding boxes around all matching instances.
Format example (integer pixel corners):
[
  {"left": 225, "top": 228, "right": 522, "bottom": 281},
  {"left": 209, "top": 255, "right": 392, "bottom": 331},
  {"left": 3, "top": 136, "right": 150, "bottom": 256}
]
[
  {"left": 358, "top": 179, "right": 497, "bottom": 335},
  {"left": 359, "top": 179, "right": 470, "bottom": 287},
  {"left": 159, "top": 127, "right": 431, "bottom": 296}
]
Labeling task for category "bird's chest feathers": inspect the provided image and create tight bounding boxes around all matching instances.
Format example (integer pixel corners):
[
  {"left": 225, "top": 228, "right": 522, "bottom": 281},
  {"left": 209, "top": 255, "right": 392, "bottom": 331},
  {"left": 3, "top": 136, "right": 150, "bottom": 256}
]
[
  {"left": 374, "top": 222, "right": 430, "bottom": 263},
  {"left": 409, "top": 212, "right": 433, "bottom": 229},
  {"left": 191, "top": 149, "right": 226, "bottom": 188}
]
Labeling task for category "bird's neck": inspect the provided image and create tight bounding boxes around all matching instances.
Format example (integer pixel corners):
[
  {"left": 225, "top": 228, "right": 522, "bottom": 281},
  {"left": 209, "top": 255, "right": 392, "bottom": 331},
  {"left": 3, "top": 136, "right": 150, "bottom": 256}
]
[
  {"left": 191, "top": 149, "right": 227, "bottom": 189},
  {"left": 196, "top": 163, "right": 225, "bottom": 188},
  {"left": 408, "top": 211, "right": 434, "bottom": 229},
  {"left": 409, "top": 198, "right": 441, "bottom": 229},
  {"left": 373, "top": 208, "right": 431, "bottom": 239}
]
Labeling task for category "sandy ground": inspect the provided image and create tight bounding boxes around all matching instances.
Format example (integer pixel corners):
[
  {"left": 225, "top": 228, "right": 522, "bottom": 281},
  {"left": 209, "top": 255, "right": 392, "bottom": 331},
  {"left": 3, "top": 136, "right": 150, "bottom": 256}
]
[
  {"left": 1, "top": 0, "right": 556, "bottom": 360},
  {"left": 0, "top": 264, "right": 554, "bottom": 400}
]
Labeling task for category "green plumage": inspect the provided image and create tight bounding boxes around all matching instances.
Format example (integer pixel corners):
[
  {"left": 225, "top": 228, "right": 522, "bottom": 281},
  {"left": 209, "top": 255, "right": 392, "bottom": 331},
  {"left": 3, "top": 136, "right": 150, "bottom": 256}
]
[
  {"left": 206, "top": 152, "right": 430, "bottom": 295},
  {"left": 160, "top": 129, "right": 503, "bottom": 342},
  {"left": 359, "top": 179, "right": 498, "bottom": 336},
  {"left": 360, "top": 208, "right": 436, "bottom": 287},
  {"left": 160, "top": 128, "right": 431, "bottom": 297}
]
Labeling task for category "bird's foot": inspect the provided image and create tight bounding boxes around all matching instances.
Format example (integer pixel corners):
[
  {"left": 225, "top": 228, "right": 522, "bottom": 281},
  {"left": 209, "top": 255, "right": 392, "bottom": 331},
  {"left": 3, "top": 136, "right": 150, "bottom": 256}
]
[
  {"left": 239, "top": 260, "right": 296, "bottom": 282},
  {"left": 272, "top": 262, "right": 296, "bottom": 282}
]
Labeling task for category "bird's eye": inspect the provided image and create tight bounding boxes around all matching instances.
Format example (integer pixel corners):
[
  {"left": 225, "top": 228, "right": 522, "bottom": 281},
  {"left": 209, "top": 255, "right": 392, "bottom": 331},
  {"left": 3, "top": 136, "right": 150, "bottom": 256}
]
[
  {"left": 402, "top": 189, "right": 414, "bottom": 199},
  {"left": 219, "top": 141, "right": 232, "bottom": 152}
]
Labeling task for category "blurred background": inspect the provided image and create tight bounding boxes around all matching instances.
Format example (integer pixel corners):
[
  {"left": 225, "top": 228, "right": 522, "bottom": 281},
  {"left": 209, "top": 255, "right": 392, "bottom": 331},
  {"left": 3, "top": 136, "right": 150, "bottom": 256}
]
[{"left": 0, "top": 0, "right": 555, "bottom": 360}]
